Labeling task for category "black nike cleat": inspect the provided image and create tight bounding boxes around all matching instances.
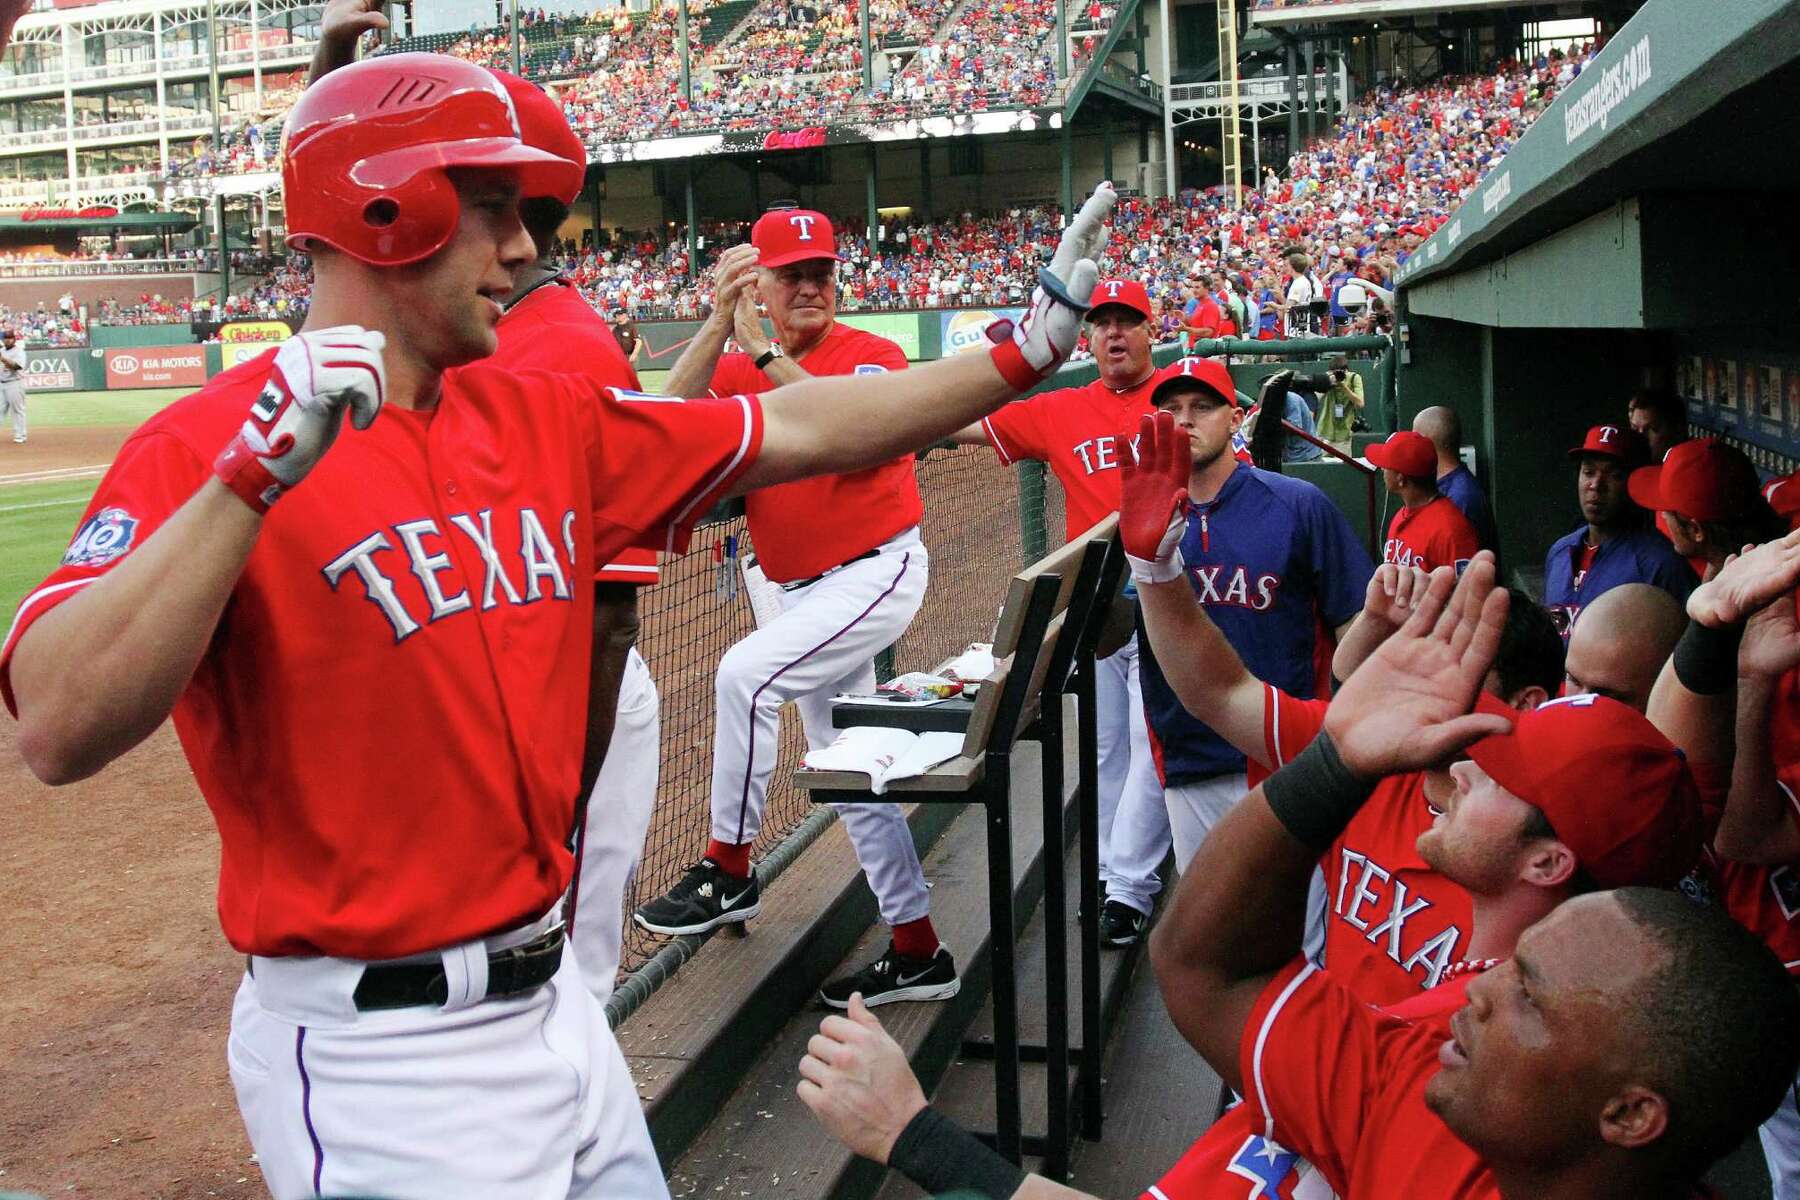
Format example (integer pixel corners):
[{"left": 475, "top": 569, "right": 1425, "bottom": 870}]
[
  {"left": 632, "top": 858, "right": 761, "bottom": 936},
  {"left": 820, "top": 942, "right": 961, "bottom": 1009}
]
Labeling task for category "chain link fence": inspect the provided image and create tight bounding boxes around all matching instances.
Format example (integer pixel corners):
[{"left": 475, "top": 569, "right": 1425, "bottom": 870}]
[{"left": 616, "top": 448, "right": 1062, "bottom": 977}]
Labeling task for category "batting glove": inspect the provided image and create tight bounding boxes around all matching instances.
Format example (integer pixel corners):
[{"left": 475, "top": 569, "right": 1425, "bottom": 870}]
[
  {"left": 214, "top": 325, "right": 387, "bottom": 513},
  {"left": 987, "top": 181, "right": 1115, "bottom": 391},
  {"left": 1119, "top": 410, "right": 1190, "bottom": 586}
]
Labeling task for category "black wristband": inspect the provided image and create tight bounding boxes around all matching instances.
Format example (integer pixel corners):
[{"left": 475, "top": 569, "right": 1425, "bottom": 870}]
[
  {"left": 888, "top": 1105, "right": 1026, "bottom": 1200},
  {"left": 1672, "top": 616, "right": 1744, "bottom": 696},
  {"left": 1262, "top": 730, "right": 1377, "bottom": 853}
]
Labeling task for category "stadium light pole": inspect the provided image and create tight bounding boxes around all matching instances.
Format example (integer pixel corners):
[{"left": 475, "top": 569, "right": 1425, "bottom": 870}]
[
  {"left": 859, "top": 0, "right": 871, "bottom": 91},
  {"left": 678, "top": 0, "right": 691, "bottom": 105},
  {"left": 509, "top": 0, "right": 520, "bottom": 74},
  {"left": 208, "top": 0, "right": 229, "bottom": 306}
]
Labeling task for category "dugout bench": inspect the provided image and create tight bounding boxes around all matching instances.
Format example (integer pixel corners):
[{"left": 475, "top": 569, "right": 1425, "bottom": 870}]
[{"left": 796, "top": 515, "right": 1127, "bottom": 1180}]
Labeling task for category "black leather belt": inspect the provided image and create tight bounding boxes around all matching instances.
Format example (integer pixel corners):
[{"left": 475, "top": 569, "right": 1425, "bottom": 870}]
[
  {"left": 349, "top": 925, "right": 566, "bottom": 1012},
  {"left": 780, "top": 548, "right": 881, "bottom": 591}
]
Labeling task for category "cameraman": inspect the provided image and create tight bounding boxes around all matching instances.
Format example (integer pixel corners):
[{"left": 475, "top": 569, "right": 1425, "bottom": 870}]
[{"left": 1314, "top": 353, "right": 1364, "bottom": 449}]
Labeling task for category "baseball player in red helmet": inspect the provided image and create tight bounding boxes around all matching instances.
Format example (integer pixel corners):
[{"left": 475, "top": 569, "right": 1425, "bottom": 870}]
[
  {"left": 943, "top": 277, "right": 1173, "bottom": 948},
  {"left": 2, "top": 50, "right": 1115, "bottom": 1195},
  {"left": 636, "top": 206, "right": 957, "bottom": 1007},
  {"left": 311, "top": 2, "right": 659, "bottom": 1008}
]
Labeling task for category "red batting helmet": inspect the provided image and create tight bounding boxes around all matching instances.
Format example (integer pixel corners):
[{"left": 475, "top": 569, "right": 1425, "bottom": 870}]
[
  {"left": 487, "top": 68, "right": 586, "bottom": 202},
  {"left": 282, "top": 53, "right": 584, "bottom": 266}
]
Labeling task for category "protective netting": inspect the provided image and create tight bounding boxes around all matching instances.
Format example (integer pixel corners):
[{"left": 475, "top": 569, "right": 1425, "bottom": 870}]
[{"left": 616, "top": 449, "right": 1066, "bottom": 974}]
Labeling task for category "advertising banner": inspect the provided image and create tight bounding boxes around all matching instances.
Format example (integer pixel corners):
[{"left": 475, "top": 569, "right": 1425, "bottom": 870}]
[
  {"left": 221, "top": 342, "right": 278, "bottom": 370},
  {"left": 837, "top": 313, "right": 922, "bottom": 360},
  {"left": 105, "top": 345, "right": 207, "bottom": 389},
  {"left": 23, "top": 348, "right": 78, "bottom": 389},
  {"left": 219, "top": 319, "right": 292, "bottom": 344},
  {"left": 940, "top": 309, "right": 1024, "bottom": 357}
]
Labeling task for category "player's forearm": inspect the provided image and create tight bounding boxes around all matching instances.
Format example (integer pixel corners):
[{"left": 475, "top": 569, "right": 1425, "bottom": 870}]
[
  {"left": 1137, "top": 579, "right": 1266, "bottom": 762},
  {"left": 663, "top": 313, "right": 734, "bottom": 398},
  {"left": 12, "top": 479, "right": 261, "bottom": 785},
  {"left": 1331, "top": 612, "right": 1397, "bottom": 682},
  {"left": 757, "top": 353, "right": 812, "bottom": 388},
  {"left": 1645, "top": 656, "right": 1734, "bottom": 765},
  {"left": 735, "top": 352, "right": 1014, "bottom": 492},
  {"left": 1150, "top": 784, "right": 1310, "bottom": 1093},
  {"left": 948, "top": 421, "right": 990, "bottom": 446},
  {"left": 1718, "top": 675, "right": 1800, "bottom": 863}
]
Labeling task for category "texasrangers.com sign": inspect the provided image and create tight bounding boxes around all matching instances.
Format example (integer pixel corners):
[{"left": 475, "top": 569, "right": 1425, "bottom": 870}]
[
  {"left": 24, "top": 349, "right": 78, "bottom": 390},
  {"left": 105, "top": 346, "right": 207, "bottom": 388}
]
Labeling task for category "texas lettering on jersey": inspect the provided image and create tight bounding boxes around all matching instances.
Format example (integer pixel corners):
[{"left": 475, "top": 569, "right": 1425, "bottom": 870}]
[
  {"left": 1333, "top": 842, "right": 1466, "bottom": 990},
  {"left": 322, "top": 504, "right": 579, "bottom": 641},
  {"left": 1071, "top": 431, "right": 1140, "bottom": 476},
  {"left": 1188, "top": 562, "right": 1282, "bottom": 612}
]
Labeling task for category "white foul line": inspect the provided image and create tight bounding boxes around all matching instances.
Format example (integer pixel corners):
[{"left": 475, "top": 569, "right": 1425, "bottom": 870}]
[
  {"left": 0, "top": 464, "right": 108, "bottom": 486},
  {"left": 0, "top": 496, "right": 89, "bottom": 515}
]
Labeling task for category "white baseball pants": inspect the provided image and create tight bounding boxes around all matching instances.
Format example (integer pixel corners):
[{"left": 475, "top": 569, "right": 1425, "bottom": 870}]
[
  {"left": 0, "top": 382, "right": 24, "bottom": 441},
  {"left": 1165, "top": 773, "right": 1327, "bottom": 963},
  {"left": 229, "top": 923, "right": 665, "bottom": 1199},
  {"left": 1762, "top": 1070, "right": 1800, "bottom": 1200},
  {"left": 710, "top": 526, "right": 931, "bottom": 927},
  {"left": 572, "top": 647, "right": 660, "bottom": 1005},
  {"left": 1095, "top": 634, "right": 1171, "bottom": 918}
]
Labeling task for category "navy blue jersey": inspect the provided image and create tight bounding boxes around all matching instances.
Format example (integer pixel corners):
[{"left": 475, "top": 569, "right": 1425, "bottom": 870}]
[
  {"left": 1543, "top": 524, "right": 1697, "bottom": 637},
  {"left": 1437, "top": 463, "right": 1498, "bottom": 550},
  {"left": 1138, "top": 464, "right": 1374, "bottom": 785}
]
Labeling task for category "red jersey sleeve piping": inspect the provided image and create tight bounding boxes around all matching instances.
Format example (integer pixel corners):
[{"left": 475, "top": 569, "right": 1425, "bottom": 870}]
[
  {"left": 982, "top": 415, "right": 1020, "bottom": 467},
  {"left": 1, "top": 577, "right": 101, "bottom": 717},
  {"left": 660, "top": 392, "right": 763, "bottom": 557},
  {"left": 1244, "top": 959, "right": 1321, "bottom": 1144}
]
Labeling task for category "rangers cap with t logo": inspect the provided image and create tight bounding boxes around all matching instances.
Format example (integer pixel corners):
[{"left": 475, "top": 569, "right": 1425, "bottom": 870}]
[
  {"left": 1149, "top": 356, "right": 1238, "bottom": 408},
  {"left": 751, "top": 208, "right": 843, "bottom": 267},
  {"left": 1087, "top": 278, "right": 1153, "bottom": 322},
  {"left": 1567, "top": 423, "right": 1646, "bottom": 463}
]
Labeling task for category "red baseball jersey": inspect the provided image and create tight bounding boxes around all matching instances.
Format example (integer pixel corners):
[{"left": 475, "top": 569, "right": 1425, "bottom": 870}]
[
  {"left": 1259, "top": 687, "right": 1474, "bottom": 1002},
  {"left": 1383, "top": 496, "right": 1479, "bottom": 574},
  {"left": 493, "top": 278, "right": 658, "bottom": 585},
  {"left": 980, "top": 370, "right": 1160, "bottom": 541},
  {"left": 1142, "top": 971, "right": 1482, "bottom": 1200},
  {"left": 710, "top": 323, "right": 921, "bottom": 583},
  {"left": 0, "top": 351, "right": 762, "bottom": 959}
]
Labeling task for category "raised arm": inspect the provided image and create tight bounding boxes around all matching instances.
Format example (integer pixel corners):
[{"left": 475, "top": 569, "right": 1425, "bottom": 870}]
[
  {"left": 1331, "top": 563, "right": 1430, "bottom": 682},
  {"left": 1717, "top": 595, "right": 1800, "bottom": 864},
  {"left": 733, "top": 184, "right": 1114, "bottom": 493},
  {"left": 307, "top": 0, "right": 388, "bottom": 83},
  {"left": 1151, "top": 551, "right": 1511, "bottom": 1091},
  {"left": 1120, "top": 411, "right": 1269, "bottom": 760},
  {"left": 662, "top": 244, "right": 759, "bottom": 399},
  {"left": 11, "top": 329, "right": 385, "bottom": 784}
]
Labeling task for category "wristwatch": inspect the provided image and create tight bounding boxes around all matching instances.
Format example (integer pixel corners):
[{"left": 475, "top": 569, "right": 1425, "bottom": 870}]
[{"left": 753, "top": 344, "right": 784, "bottom": 370}]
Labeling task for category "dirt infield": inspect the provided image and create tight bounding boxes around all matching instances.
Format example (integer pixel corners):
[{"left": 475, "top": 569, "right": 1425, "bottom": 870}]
[
  {"left": 0, "top": 425, "right": 139, "bottom": 486},
  {"left": 0, "top": 445, "right": 1050, "bottom": 1197},
  {"left": 0, "top": 721, "right": 253, "bottom": 1197}
]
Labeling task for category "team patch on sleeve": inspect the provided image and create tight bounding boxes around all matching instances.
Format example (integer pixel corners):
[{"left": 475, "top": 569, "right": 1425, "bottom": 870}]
[
  {"left": 853, "top": 364, "right": 889, "bottom": 375},
  {"left": 606, "top": 387, "right": 685, "bottom": 404},
  {"left": 62, "top": 507, "right": 140, "bottom": 567}
]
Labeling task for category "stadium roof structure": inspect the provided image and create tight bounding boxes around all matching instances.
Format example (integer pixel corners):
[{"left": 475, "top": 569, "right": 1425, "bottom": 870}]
[
  {"left": 1394, "top": 0, "right": 1800, "bottom": 324},
  {"left": 0, "top": 210, "right": 199, "bottom": 233},
  {"left": 1252, "top": 0, "right": 1632, "bottom": 28}
]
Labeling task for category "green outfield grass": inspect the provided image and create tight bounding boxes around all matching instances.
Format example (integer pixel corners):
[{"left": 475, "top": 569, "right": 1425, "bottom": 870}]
[
  {"left": 0, "top": 477, "right": 100, "bottom": 620},
  {"left": 28, "top": 387, "right": 189, "bottom": 429}
]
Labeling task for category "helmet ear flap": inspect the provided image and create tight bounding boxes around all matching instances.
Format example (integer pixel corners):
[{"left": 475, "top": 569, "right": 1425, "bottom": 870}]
[{"left": 357, "top": 170, "right": 460, "bottom": 266}]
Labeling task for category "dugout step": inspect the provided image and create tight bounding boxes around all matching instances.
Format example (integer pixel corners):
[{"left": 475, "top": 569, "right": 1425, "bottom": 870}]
[
  {"left": 620, "top": 794, "right": 963, "bottom": 1166},
  {"left": 658, "top": 709, "right": 1079, "bottom": 1199}
]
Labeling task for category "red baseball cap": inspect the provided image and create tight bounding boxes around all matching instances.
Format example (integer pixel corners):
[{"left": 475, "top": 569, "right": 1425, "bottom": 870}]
[
  {"left": 1765, "top": 471, "right": 1800, "bottom": 530},
  {"left": 1566, "top": 424, "right": 1645, "bottom": 463},
  {"left": 1628, "top": 438, "right": 1761, "bottom": 523},
  {"left": 751, "top": 208, "right": 842, "bottom": 267},
  {"left": 1364, "top": 430, "right": 1437, "bottom": 478},
  {"left": 1151, "top": 357, "right": 1238, "bottom": 408},
  {"left": 1087, "top": 278, "right": 1153, "bottom": 322},
  {"left": 1467, "top": 694, "right": 1702, "bottom": 890},
  {"left": 487, "top": 69, "right": 587, "bottom": 203}
]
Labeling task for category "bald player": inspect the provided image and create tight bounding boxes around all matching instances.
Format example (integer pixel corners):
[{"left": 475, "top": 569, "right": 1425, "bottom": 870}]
[
  {"left": 1413, "top": 406, "right": 1496, "bottom": 551},
  {"left": 1563, "top": 584, "right": 1684, "bottom": 712}
]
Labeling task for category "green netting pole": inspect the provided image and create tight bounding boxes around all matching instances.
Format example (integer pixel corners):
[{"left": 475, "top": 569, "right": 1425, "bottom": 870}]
[
  {"left": 1377, "top": 341, "right": 1399, "bottom": 431},
  {"left": 1019, "top": 460, "right": 1049, "bottom": 565}
]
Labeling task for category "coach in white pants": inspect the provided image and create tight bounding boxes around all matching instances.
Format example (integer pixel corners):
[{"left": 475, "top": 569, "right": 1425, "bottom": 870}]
[
  {"left": 0, "top": 329, "right": 26, "bottom": 444},
  {"left": 636, "top": 208, "right": 960, "bottom": 1010}
]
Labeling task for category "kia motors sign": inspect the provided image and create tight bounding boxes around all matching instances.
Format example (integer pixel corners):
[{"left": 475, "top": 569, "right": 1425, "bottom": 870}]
[
  {"left": 24, "top": 349, "right": 77, "bottom": 389},
  {"left": 106, "top": 345, "right": 207, "bottom": 388}
]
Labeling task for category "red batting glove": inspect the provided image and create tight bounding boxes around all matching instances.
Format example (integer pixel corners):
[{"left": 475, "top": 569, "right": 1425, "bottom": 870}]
[{"left": 1119, "top": 410, "right": 1190, "bottom": 585}]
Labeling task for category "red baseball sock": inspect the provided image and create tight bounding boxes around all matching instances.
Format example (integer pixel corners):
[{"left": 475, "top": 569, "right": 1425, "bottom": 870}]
[
  {"left": 706, "top": 839, "right": 753, "bottom": 880},
  {"left": 892, "top": 916, "right": 940, "bottom": 961}
]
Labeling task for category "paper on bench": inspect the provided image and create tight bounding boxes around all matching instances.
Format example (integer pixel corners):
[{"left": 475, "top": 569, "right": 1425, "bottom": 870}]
[{"left": 802, "top": 728, "right": 964, "bottom": 795}]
